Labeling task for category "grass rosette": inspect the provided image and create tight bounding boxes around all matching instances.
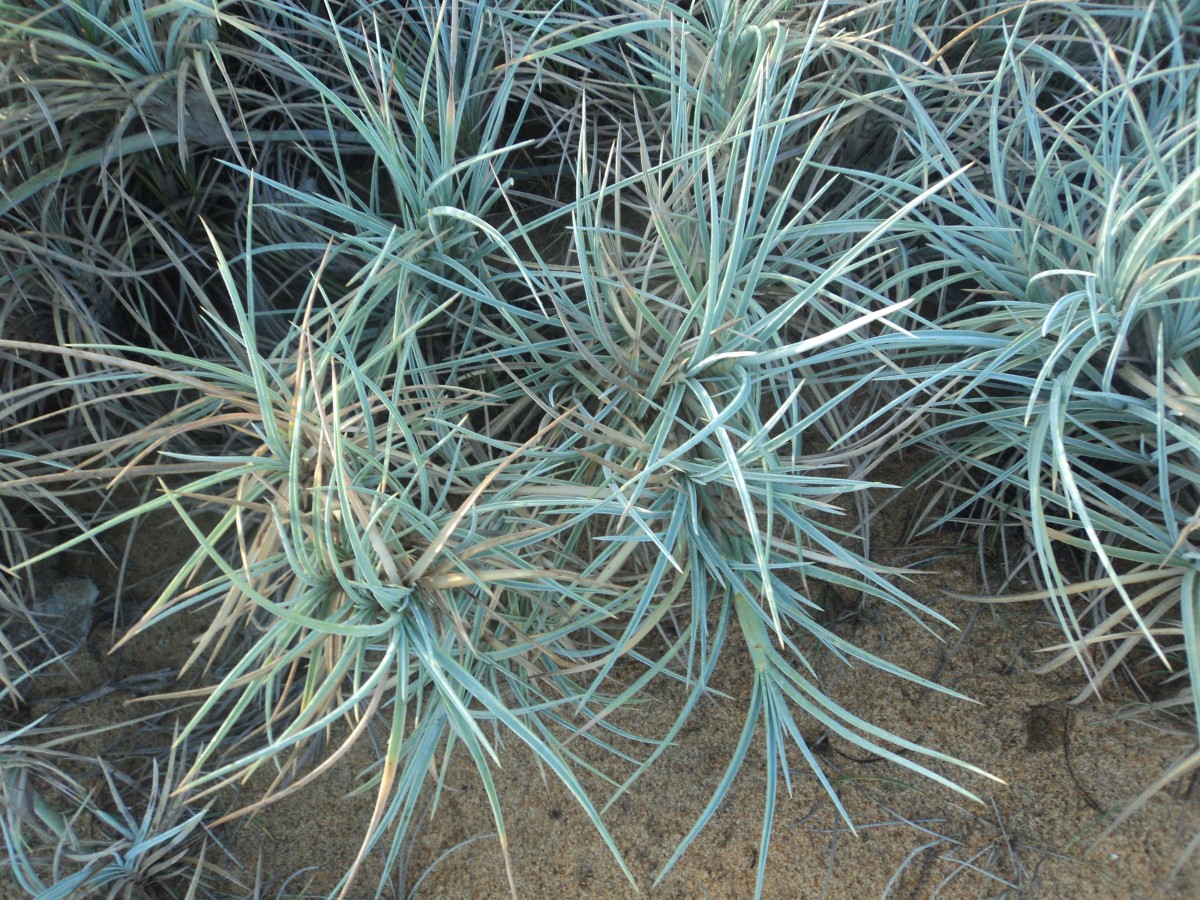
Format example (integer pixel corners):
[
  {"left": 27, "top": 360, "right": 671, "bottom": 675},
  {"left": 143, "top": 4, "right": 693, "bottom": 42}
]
[
  {"left": 1, "top": 720, "right": 237, "bottom": 899},
  {"left": 447, "top": 7, "right": 1001, "bottom": 892},
  {"left": 868, "top": 2, "right": 1200, "bottom": 847},
  {"left": 46, "top": 252, "right": 641, "bottom": 897},
  {"left": 893, "top": 2, "right": 1200, "bottom": 706}
]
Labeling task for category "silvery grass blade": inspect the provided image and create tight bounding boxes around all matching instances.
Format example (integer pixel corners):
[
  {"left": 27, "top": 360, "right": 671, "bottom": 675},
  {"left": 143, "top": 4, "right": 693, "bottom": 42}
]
[
  {"left": 876, "top": 0, "right": 1200, "bottom": 673},
  {"left": 0, "top": 0, "right": 364, "bottom": 408},
  {"left": 1, "top": 719, "right": 105, "bottom": 896},
  {"left": 0, "top": 0, "right": 539, "bottom": 371},
  {"left": 189, "top": 1, "right": 608, "bottom": 372},
  {"left": 1, "top": 147, "right": 270, "bottom": 370}
]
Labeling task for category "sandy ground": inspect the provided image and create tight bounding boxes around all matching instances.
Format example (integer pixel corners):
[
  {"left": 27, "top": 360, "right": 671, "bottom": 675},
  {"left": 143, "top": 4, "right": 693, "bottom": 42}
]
[{"left": 8, "top": 457, "right": 1200, "bottom": 898}]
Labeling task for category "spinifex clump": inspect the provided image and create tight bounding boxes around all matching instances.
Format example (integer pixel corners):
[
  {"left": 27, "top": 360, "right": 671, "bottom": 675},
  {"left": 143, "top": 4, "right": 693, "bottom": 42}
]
[
  {"left": 466, "top": 8, "right": 1000, "bottom": 890},
  {"left": 0, "top": 0, "right": 1006, "bottom": 894},
  {"left": 887, "top": 2, "right": 1200, "bottom": 726},
  {"left": 30, "top": 0, "right": 1200, "bottom": 897},
  {"left": 1, "top": 722, "right": 237, "bottom": 899}
]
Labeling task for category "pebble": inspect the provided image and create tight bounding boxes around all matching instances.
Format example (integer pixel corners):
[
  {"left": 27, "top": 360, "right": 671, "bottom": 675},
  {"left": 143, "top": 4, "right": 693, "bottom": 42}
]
[{"left": 36, "top": 575, "right": 98, "bottom": 657}]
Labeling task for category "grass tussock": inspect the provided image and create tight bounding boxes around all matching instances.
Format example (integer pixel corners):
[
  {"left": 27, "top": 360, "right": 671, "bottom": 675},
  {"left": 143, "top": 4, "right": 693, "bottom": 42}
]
[{"left": 2, "top": 1, "right": 1199, "bottom": 896}]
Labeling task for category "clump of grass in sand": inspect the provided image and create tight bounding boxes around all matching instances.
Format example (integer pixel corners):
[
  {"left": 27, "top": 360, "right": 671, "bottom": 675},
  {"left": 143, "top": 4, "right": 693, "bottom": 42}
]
[
  {"left": 11, "top": 0, "right": 1200, "bottom": 896},
  {"left": 1, "top": 720, "right": 239, "bottom": 899},
  {"left": 1, "top": 1, "right": 999, "bottom": 897},
  {"left": 865, "top": 0, "right": 1200, "bottom": 865}
]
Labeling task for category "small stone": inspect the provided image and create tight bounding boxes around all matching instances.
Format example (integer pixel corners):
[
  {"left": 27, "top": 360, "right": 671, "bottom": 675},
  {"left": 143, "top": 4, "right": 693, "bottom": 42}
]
[{"left": 37, "top": 576, "right": 98, "bottom": 657}]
